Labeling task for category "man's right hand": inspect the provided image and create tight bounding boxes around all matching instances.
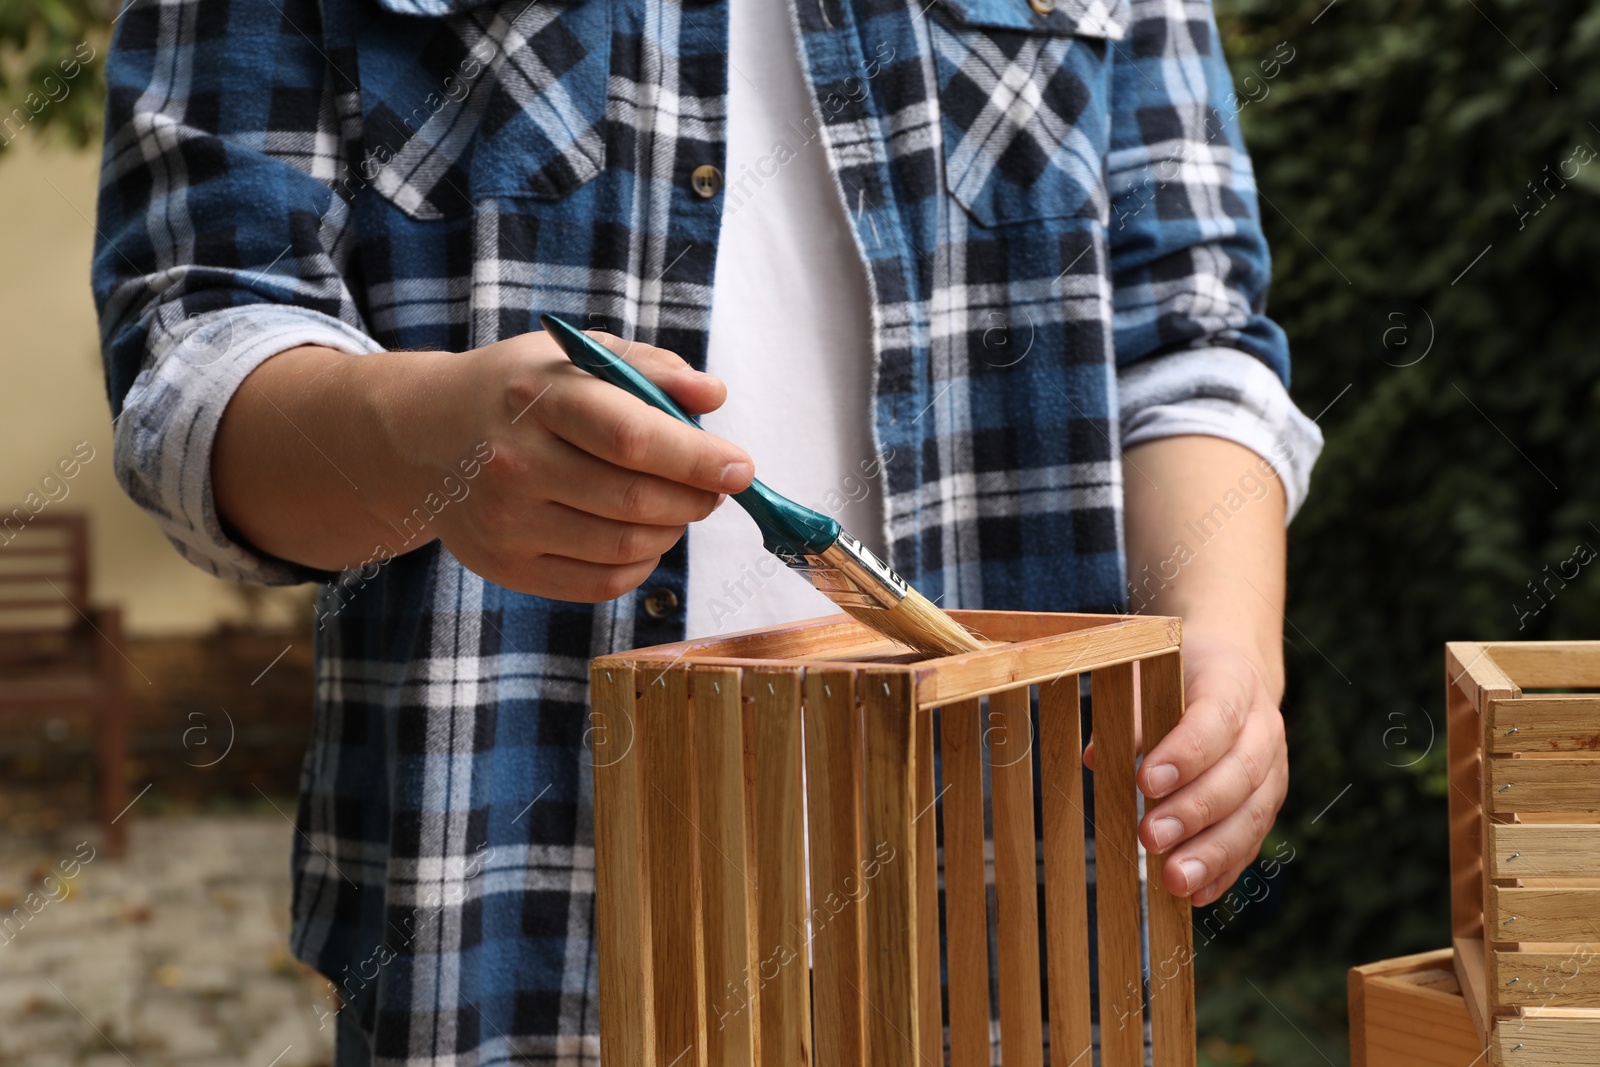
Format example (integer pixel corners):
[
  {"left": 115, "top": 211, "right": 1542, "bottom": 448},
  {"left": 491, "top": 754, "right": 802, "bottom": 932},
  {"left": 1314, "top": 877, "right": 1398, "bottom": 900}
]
[{"left": 214, "top": 328, "right": 754, "bottom": 601}]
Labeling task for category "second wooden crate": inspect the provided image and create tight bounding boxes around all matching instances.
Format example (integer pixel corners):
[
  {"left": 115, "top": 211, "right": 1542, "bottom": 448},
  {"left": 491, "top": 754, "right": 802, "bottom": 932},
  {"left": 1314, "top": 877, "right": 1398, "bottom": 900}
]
[
  {"left": 1446, "top": 640, "right": 1600, "bottom": 1065},
  {"left": 590, "top": 610, "right": 1195, "bottom": 1067},
  {"left": 1349, "top": 948, "right": 1483, "bottom": 1067}
]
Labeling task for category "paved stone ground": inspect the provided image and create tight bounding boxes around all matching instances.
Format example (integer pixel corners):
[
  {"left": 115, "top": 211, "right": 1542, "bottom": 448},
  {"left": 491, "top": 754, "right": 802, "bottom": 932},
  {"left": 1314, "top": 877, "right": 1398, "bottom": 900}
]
[{"left": 0, "top": 815, "right": 337, "bottom": 1067}]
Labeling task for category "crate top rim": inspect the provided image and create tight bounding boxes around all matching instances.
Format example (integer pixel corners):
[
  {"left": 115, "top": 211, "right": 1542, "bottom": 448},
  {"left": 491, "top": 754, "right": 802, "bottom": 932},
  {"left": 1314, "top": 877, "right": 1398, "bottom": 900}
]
[
  {"left": 1447, "top": 641, "right": 1600, "bottom": 706},
  {"left": 593, "top": 609, "right": 1181, "bottom": 710}
]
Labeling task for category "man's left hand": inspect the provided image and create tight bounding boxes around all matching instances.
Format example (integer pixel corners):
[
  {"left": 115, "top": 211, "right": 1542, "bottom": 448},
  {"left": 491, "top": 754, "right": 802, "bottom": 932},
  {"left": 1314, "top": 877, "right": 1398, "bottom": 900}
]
[{"left": 1088, "top": 633, "right": 1288, "bottom": 907}]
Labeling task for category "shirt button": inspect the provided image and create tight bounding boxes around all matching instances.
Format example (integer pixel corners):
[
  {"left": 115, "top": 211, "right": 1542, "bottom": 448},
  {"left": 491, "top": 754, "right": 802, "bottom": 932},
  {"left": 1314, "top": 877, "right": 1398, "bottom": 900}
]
[
  {"left": 1029, "top": 0, "right": 1055, "bottom": 12},
  {"left": 643, "top": 587, "right": 680, "bottom": 619},
  {"left": 690, "top": 164, "right": 722, "bottom": 199}
]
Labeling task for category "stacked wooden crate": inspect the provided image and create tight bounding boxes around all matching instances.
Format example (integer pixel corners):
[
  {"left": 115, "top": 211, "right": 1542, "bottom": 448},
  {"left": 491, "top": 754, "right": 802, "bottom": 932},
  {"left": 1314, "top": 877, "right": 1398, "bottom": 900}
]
[
  {"left": 1355, "top": 641, "right": 1600, "bottom": 1065},
  {"left": 588, "top": 609, "right": 1197, "bottom": 1067},
  {"left": 1445, "top": 640, "right": 1600, "bottom": 1065}
]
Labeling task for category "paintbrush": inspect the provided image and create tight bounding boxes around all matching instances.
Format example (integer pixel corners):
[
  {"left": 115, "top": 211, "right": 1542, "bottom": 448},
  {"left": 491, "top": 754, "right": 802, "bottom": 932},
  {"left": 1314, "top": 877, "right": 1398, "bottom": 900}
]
[{"left": 540, "top": 314, "right": 985, "bottom": 657}]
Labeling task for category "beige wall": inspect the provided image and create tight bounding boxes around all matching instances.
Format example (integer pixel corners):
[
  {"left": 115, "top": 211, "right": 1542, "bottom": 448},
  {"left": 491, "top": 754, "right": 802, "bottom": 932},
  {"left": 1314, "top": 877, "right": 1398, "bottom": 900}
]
[{"left": 0, "top": 138, "right": 311, "bottom": 636}]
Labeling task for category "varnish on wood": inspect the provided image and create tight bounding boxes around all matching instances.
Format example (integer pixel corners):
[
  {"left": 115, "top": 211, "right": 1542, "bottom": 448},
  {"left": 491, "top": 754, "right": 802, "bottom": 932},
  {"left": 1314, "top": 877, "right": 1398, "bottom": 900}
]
[
  {"left": 1445, "top": 640, "right": 1600, "bottom": 1066},
  {"left": 588, "top": 609, "right": 1196, "bottom": 1067}
]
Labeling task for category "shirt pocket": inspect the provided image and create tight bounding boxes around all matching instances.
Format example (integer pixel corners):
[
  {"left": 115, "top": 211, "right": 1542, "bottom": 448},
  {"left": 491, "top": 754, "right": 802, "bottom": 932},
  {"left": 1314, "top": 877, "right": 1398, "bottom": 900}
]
[
  {"left": 930, "top": 0, "right": 1128, "bottom": 227},
  {"left": 353, "top": 0, "right": 610, "bottom": 221}
]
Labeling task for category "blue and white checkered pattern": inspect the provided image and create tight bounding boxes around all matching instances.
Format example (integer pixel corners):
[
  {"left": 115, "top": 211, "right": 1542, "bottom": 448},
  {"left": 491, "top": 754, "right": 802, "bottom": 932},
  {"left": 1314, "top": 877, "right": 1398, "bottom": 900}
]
[{"left": 92, "top": 0, "right": 1321, "bottom": 1061}]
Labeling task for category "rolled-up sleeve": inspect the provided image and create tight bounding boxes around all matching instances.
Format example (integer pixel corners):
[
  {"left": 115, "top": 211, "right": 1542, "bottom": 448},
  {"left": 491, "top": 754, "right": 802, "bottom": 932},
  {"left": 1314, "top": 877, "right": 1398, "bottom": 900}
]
[
  {"left": 1105, "top": 0, "right": 1322, "bottom": 519},
  {"left": 92, "top": 0, "right": 381, "bottom": 584},
  {"left": 112, "top": 306, "right": 383, "bottom": 585}
]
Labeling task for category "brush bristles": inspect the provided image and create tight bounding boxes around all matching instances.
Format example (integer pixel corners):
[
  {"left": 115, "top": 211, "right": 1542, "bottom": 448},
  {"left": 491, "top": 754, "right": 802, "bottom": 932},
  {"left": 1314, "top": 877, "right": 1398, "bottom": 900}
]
[
  {"left": 783, "top": 537, "right": 987, "bottom": 657},
  {"left": 839, "top": 587, "right": 986, "bottom": 658}
]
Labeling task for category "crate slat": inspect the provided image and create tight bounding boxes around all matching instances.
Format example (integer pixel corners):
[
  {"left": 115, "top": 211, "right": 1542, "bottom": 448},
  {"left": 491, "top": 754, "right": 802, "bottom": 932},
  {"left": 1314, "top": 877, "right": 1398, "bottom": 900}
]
[
  {"left": 591, "top": 665, "right": 656, "bottom": 1067},
  {"left": 1496, "top": 949, "right": 1600, "bottom": 1008},
  {"left": 1357, "top": 977, "right": 1483, "bottom": 1067},
  {"left": 1039, "top": 675, "right": 1092, "bottom": 1067},
  {"left": 802, "top": 670, "right": 867, "bottom": 1067},
  {"left": 940, "top": 697, "right": 991, "bottom": 1067},
  {"left": 749, "top": 668, "right": 810, "bottom": 1067},
  {"left": 1491, "top": 886, "right": 1600, "bottom": 944},
  {"left": 1489, "top": 697, "right": 1600, "bottom": 754},
  {"left": 1454, "top": 936, "right": 1489, "bottom": 1044},
  {"left": 1092, "top": 661, "right": 1145, "bottom": 1067},
  {"left": 696, "top": 668, "right": 758, "bottom": 1063},
  {"left": 1490, "top": 758, "right": 1600, "bottom": 814},
  {"left": 1141, "top": 653, "right": 1197, "bottom": 1067},
  {"left": 1480, "top": 641, "right": 1600, "bottom": 689},
  {"left": 914, "top": 703, "right": 942, "bottom": 1064},
  {"left": 1490, "top": 824, "right": 1600, "bottom": 879},
  {"left": 990, "top": 684, "right": 1044, "bottom": 1066},
  {"left": 1474, "top": 657, "right": 1522, "bottom": 1005},
  {"left": 1446, "top": 651, "right": 1487, "bottom": 953},
  {"left": 914, "top": 616, "right": 1179, "bottom": 708},
  {"left": 1494, "top": 1012, "right": 1600, "bottom": 1065},
  {"left": 642, "top": 668, "right": 704, "bottom": 1064},
  {"left": 862, "top": 671, "right": 920, "bottom": 1067}
]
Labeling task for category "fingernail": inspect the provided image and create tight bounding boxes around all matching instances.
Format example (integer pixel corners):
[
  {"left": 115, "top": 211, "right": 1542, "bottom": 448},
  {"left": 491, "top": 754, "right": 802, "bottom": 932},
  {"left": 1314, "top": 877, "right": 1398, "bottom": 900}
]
[
  {"left": 1151, "top": 817, "right": 1184, "bottom": 851},
  {"left": 1179, "top": 858, "right": 1208, "bottom": 893},
  {"left": 713, "top": 493, "right": 728, "bottom": 510},
  {"left": 1146, "top": 763, "right": 1179, "bottom": 796},
  {"left": 721, "top": 461, "right": 753, "bottom": 491}
]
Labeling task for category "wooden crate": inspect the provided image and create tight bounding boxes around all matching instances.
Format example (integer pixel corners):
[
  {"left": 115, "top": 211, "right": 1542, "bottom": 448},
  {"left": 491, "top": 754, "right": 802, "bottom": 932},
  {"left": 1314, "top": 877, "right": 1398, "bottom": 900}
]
[
  {"left": 589, "top": 610, "right": 1195, "bottom": 1067},
  {"left": 1446, "top": 641, "right": 1600, "bottom": 1066},
  {"left": 1349, "top": 948, "right": 1485, "bottom": 1067}
]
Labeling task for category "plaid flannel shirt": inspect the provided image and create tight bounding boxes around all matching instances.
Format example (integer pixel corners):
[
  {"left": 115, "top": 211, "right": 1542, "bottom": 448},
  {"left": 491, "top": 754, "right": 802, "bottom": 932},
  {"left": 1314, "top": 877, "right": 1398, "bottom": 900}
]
[{"left": 93, "top": 0, "right": 1321, "bottom": 1060}]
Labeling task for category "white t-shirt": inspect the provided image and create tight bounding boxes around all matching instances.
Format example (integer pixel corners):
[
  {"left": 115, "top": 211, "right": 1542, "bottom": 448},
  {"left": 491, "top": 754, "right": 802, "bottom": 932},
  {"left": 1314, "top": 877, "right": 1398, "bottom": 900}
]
[{"left": 686, "top": 0, "right": 884, "bottom": 639}]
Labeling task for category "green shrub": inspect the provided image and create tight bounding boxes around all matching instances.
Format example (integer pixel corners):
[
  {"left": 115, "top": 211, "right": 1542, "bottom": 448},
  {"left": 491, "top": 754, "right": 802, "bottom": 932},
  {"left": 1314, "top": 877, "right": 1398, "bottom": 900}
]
[
  {"left": 0, "top": 0, "right": 107, "bottom": 151},
  {"left": 1203, "top": 1, "right": 1600, "bottom": 1061}
]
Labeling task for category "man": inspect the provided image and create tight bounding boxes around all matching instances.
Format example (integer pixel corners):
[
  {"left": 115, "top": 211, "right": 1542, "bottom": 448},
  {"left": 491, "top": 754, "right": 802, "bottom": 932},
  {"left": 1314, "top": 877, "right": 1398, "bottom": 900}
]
[{"left": 94, "top": 0, "right": 1321, "bottom": 1060}]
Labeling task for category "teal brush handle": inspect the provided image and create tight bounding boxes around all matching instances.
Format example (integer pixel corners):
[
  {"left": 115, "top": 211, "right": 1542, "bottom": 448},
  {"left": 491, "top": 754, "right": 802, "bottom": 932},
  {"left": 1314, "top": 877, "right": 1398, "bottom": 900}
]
[{"left": 539, "top": 314, "right": 841, "bottom": 556}]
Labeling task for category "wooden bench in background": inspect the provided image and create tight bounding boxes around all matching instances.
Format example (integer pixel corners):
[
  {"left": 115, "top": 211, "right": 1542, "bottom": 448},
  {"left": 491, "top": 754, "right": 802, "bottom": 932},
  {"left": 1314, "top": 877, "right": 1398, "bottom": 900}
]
[{"left": 0, "top": 514, "right": 129, "bottom": 856}]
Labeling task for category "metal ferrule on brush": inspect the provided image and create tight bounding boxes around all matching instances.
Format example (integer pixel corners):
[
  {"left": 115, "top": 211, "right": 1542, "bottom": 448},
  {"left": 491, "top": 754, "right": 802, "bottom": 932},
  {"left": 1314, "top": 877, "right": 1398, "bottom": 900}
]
[
  {"left": 777, "top": 532, "right": 908, "bottom": 611},
  {"left": 726, "top": 479, "right": 910, "bottom": 611}
]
